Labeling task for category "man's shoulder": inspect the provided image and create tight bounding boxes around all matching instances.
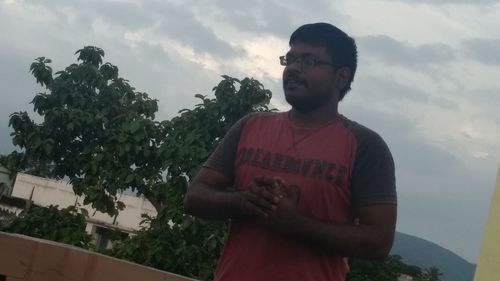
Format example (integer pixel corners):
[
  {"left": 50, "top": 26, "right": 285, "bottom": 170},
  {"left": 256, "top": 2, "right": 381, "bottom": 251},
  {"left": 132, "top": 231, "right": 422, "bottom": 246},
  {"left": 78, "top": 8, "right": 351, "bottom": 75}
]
[
  {"left": 228, "top": 111, "right": 283, "bottom": 137},
  {"left": 243, "top": 111, "right": 284, "bottom": 126},
  {"left": 247, "top": 111, "right": 282, "bottom": 119},
  {"left": 338, "top": 115, "right": 388, "bottom": 147}
]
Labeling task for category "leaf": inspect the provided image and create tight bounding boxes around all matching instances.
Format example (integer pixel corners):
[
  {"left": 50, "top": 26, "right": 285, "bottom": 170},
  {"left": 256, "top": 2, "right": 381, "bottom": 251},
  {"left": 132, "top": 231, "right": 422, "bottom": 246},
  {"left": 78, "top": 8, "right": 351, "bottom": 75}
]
[
  {"left": 44, "top": 143, "right": 53, "bottom": 155},
  {"left": 90, "top": 162, "right": 97, "bottom": 175},
  {"left": 129, "top": 121, "right": 140, "bottom": 133},
  {"left": 79, "top": 208, "right": 89, "bottom": 217},
  {"left": 125, "top": 174, "right": 135, "bottom": 184},
  {"left": 116, "top": 201, "right": 125, "bottom": 210}
]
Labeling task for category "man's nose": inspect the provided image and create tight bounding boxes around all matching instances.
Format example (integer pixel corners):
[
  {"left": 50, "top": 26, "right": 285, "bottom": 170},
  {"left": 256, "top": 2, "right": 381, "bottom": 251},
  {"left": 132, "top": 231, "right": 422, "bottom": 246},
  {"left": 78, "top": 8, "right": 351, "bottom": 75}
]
[{"left": 284, "top": 60, "right": 302, "bottom": 74}]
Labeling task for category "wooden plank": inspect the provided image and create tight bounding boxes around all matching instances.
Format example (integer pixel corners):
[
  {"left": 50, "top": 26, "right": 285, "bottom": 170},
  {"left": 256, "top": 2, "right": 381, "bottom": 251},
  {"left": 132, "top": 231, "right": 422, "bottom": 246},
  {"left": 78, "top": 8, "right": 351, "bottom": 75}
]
[{"left": 0, "top": 232, "right": 198, "bottom": 281}]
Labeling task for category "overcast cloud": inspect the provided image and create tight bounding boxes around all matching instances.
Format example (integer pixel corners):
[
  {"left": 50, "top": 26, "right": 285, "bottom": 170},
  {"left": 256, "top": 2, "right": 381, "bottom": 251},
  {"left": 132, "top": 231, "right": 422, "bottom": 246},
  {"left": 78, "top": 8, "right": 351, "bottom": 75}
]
[{"left": 1, "top": 0, "right": 499, "bottom": 263}]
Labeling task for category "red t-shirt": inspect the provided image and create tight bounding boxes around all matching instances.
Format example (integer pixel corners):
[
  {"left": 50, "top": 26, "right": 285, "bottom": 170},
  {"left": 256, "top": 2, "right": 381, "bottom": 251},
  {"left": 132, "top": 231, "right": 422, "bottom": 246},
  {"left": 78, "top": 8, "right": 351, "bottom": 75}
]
[{"left": 204, "top": 112, "right": 396, "bottom": 281}]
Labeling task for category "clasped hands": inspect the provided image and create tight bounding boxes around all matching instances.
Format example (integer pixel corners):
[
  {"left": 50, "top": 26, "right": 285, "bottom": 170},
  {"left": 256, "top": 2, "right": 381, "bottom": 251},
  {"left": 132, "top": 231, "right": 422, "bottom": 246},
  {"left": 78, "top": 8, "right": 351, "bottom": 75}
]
[{"left": 239, "top": 175, "right": 301, "bottom": 232}]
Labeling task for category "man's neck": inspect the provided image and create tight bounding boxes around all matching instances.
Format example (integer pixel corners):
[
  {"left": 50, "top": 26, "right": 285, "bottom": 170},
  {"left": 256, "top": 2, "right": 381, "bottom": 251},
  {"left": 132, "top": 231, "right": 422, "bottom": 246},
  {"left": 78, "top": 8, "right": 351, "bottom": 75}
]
[{"left": 288, "top": 105, "right": 339, "bottom": 128}]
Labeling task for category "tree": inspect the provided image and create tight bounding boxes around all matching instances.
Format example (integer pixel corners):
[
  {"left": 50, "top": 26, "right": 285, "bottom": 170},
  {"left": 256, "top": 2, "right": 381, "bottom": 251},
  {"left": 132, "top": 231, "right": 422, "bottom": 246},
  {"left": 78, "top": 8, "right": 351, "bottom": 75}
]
[
  {"left": 3, "top": 47, "right": 162, "bottom": 215},
  {"left": 346, "top": 256, "right": 404, "bottom": 281},
  {"left": 0, "top": 205, "right": 92, "bottom": 249},
  {"left": 346, "top": 256, "right": 444, "bottom": 281},
  {"left": 415, "top": 266, "right": 443, "bottom": 281},
  {"left": 2, "top": 46, "right": 273, "bottom": 279},
  {"left": 109, "top": 75, "right": 273, "bottom": 280},
  {"left": 2, "top": 46, "right": 272, "bottom": 217}
]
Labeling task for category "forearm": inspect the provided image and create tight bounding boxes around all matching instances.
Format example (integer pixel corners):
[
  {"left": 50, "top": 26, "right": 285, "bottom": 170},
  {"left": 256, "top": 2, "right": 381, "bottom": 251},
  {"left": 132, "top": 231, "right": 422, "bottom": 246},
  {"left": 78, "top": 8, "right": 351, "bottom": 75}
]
[
  {"left": 184, "top": 183, "right": 244, "bottom": 220},
  {"left": 289, "top": 214, "right": 395, "bottom": 259}
]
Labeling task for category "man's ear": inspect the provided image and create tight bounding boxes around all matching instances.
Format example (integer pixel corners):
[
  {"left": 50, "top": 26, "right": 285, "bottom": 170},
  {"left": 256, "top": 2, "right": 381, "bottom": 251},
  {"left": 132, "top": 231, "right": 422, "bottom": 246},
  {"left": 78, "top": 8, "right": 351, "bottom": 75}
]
[{"left": 335, "top": 67, "right": 351, "bottom": 90}]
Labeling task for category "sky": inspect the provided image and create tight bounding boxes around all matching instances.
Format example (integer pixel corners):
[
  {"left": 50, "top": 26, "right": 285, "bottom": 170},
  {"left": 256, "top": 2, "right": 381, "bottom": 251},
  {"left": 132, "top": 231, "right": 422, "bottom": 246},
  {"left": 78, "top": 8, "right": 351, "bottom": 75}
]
[{"left": 1, "top": 0, "right": 499, "bottom": 263}]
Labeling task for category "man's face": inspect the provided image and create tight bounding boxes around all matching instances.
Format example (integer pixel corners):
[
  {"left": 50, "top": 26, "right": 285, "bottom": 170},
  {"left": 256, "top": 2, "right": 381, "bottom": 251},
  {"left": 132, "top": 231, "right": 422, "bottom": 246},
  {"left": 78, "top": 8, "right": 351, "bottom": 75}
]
[{"left": 282, "top": 42, "right": 338, "bottom": 113}]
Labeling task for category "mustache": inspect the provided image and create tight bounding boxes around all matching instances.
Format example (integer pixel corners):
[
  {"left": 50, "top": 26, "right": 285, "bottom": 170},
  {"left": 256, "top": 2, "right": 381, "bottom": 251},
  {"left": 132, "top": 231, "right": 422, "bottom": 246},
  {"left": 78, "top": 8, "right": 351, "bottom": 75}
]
[{"left": 284, "top": 74, "right": 307, "bottom": 86}]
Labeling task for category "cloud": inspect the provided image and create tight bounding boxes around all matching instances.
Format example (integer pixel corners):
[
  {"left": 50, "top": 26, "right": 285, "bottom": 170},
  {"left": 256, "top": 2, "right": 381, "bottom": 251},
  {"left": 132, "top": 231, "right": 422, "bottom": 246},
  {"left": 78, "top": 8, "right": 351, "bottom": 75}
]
[
  {"left": 386, "top": 0, "right": 500, "bottom": 5},
  {"left": 354, "top": 74, "right": 430, "bottom": 104},
  {"left": 192, "top": 0, "right": 342, "bottom": 36},
  {"left": 463, "top": 38, "right": 500, "bottom": 66},
  {"left": 358, "top": 35, "right": 457, "bottom": 66},
  {"left": 31, "top": 0, "right": 156, "bottom": 30},
  {"left": 143, "top": 2, "right": 243, "bottom": 58},
  {"left": 198, "top": 0, "right": 295, "bottom": 36},
  {"left": 105, "top": 41, "right": 222, "bottom": 119},
  {"left": 23, "top": 0, "right": 242, "bottom": 59}
]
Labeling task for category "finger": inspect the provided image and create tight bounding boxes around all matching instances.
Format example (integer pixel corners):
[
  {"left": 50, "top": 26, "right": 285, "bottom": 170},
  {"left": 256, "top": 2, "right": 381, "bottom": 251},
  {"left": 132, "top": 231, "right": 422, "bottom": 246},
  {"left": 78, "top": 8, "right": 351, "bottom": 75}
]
[
  {"left": 248, "top": 183, "right": 280, "bottom": 203},
  {"left": 243, "top": 191, "right": 278, "bottom": 210},
  {"left": 254, "top": 175, "right": 276, "bottom": 187},
  {"left": 273, "top": 177, "right": 286, "bottom": 186},
  {"left": 272, "top": 177, "right": 286, "bottom": 196},
  {"left": 241, "top": 198, "right": 268, "bottom": 217},
  {"left": 274, "top": 179, "right": 287, "bottom": 196}
]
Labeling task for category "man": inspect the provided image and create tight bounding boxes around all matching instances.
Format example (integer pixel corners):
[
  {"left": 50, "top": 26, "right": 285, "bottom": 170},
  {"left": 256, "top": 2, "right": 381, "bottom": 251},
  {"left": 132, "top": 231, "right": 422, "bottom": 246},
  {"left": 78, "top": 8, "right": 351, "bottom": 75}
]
[{"left": 184, "top": 22, "right": 397, "bottom": 281}]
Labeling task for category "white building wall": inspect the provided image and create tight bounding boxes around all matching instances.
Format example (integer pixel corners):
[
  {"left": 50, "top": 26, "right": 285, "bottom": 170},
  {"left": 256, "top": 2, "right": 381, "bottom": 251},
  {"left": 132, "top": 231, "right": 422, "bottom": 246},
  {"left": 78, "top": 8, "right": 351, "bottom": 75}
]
[{"left": 10, "top": 173, "right": 157, "bottom": 232}]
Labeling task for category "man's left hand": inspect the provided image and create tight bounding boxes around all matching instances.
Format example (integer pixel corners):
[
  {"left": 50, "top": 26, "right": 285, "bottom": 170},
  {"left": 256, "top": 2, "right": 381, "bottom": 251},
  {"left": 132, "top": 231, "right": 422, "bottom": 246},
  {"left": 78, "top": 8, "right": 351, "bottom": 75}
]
[{"left": 261, "top": 180, "right": 301, "bottom": 233}]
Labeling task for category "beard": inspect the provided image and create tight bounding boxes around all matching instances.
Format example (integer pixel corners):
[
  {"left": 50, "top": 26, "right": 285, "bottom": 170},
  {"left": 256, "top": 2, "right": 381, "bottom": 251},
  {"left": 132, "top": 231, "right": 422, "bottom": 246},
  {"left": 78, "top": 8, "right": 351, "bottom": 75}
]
[
  {"left": 284, "top": 88, "right": 332, "bottom": 113},
  {"left": 283, "top": 72, "right": 334, "bottom": 113}
]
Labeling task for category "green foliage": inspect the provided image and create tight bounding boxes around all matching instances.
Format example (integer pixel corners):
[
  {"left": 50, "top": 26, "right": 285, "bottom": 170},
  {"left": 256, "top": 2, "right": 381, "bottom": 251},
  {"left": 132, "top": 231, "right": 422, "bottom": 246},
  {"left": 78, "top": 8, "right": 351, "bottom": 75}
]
[
  {"left": 347, "top": 255, "right": 444, "bottom": 281},
  {"left": 110, "top": 211, "right": 226, "bottom": 281},
  {"left": 347, "top": 256, "right": 404, "bottom": 281},
  {"left": 4, "top": 46, "right": 165, "bottom": 216},
  {"left": 2, "top": 46, "right": 273, "bottom": 280},
  {"left": 0, "top": 208, "right": 17, "bottom": 229},
  {"left": 414, "top": 266, "right": 443, "bottom": 281},
  {"left": 2, "top": 47, "right": 272, "bottom": 219},
  {"left": 110, "top": 75, "right": 272, "bottom": 280},
  {"left": 1, "top": 205, "right": 92, "bottom": 249}
]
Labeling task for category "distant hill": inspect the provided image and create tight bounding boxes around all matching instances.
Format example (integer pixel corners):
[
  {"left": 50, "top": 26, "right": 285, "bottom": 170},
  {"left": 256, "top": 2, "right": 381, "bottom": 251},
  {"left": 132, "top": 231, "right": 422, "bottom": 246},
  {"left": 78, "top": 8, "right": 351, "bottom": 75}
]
[{"left": 391, "top": 232, "right": 475, "bottom": 281}]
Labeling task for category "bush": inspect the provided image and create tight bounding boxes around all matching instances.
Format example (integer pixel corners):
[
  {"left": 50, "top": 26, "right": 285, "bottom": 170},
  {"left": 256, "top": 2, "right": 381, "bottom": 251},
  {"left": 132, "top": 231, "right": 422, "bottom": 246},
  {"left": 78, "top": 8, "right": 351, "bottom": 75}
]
[{"left": 1, "top": 205, "right": 93, "bottom": 249}]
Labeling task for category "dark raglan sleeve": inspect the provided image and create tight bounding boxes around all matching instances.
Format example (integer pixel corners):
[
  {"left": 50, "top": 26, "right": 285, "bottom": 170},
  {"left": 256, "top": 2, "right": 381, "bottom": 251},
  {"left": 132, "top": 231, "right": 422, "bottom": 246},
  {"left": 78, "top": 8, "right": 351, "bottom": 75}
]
[
  {"left": 350, "top": 127, "right": 397, "bottom": 208},
  {"left": 202, "top": 114, "right": 255, "bottom": 182}
]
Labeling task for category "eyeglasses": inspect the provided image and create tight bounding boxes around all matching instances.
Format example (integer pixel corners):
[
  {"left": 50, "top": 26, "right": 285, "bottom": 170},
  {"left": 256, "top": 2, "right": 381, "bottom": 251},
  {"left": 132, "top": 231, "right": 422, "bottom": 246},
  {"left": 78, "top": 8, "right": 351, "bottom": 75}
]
[{"left": 279, "top": 55, "right": 335, "bottom": 68}]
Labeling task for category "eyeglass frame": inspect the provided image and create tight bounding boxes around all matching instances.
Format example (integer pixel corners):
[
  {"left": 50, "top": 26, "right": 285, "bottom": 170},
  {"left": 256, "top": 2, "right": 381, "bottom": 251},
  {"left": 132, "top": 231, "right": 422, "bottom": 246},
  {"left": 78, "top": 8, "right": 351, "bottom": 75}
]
[{"left": 279, "top": 54, "right": 336, "bottom": 68}]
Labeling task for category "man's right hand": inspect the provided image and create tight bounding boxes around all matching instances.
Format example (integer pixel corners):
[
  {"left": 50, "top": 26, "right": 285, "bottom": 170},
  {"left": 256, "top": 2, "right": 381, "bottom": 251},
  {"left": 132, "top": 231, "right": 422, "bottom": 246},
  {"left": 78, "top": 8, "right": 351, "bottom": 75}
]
[
  {"left": 240, "top": 175, "right": 282, "bottom": 217},
  {"left": 185, "top": 169, "right": 286, "bottom": 220}
]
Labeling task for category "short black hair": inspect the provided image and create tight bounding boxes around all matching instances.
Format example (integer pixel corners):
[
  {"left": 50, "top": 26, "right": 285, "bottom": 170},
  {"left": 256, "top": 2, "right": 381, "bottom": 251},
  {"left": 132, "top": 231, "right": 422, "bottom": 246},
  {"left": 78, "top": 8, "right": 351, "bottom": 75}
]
[{"left": 289, "top": 23, "right": 358, "bottom": 100}]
